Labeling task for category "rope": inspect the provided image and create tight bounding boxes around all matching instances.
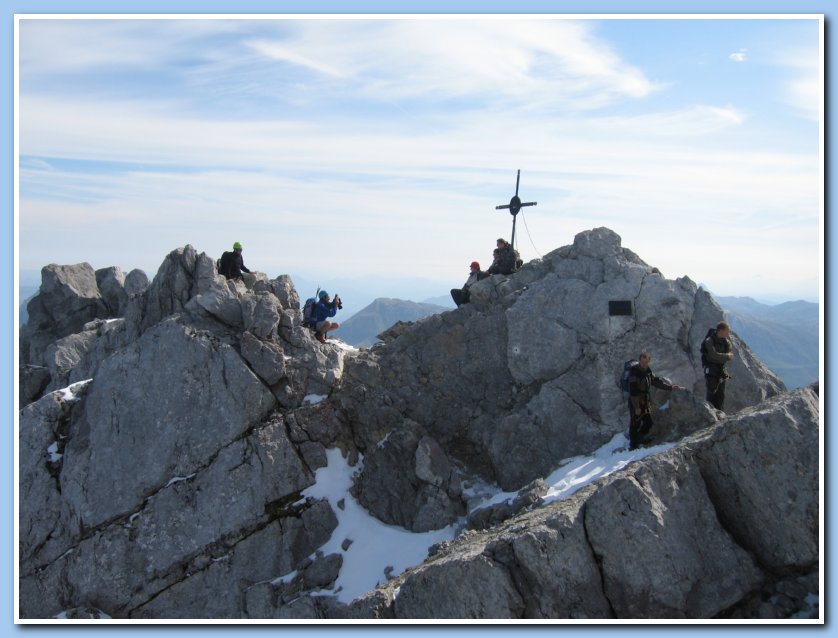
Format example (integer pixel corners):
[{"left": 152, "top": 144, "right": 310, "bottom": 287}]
[{"left": 520, "top": 209, "right": 542, "bottom": 259}]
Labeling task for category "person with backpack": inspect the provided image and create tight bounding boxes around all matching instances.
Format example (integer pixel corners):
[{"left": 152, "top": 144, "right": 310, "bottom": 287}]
[
  {"left": 701, "top": 321, "right": 734, "bottom": 411},
  {"left": 219, "top": 242, "right": 256, "bottom": 289},
  {"left": 310, "top": 290, "right": 342, "bottom": 343},
  {"left": 627, "top": 352, "right": 682, "bottom": 450},
  {"left": 451, "top": 261, "right": 487, "bottom": 307}
]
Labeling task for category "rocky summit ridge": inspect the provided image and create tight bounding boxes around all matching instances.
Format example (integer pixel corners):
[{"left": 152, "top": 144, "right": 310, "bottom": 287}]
[{"left": 18, "top": 227, "right": 819, "bottom": 620}]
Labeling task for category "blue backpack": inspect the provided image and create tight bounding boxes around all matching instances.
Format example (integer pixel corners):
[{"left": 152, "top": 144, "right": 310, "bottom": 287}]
[{"left": 302, "top": 288, "right": 321, "bottom": 328}]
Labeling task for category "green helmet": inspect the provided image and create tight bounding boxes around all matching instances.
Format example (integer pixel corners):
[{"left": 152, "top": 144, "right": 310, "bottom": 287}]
[{"left": 233, "top": 242, "right": 243, "bottom": 250}]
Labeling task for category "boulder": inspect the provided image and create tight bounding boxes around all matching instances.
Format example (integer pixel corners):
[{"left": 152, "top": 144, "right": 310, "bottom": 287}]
[
  {"left": 95, "top": 266, "right": 128, "bottom": 316},
  {"left": 240, "top": 331, "right": 287, "bottom": 386},
  {"left": 20, "top": 263, "right": 109, "bottom": 365},
  {"left": 141, "top": 246, "right": 216, "bottom": 331},
  {"left": 351, "top": 423, "right": 465, "bottom": 532}
]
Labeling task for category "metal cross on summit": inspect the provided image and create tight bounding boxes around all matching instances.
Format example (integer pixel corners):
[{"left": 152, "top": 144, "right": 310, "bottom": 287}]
[{"left": 495, "top": 169, "right": 537, "bottom": 249}]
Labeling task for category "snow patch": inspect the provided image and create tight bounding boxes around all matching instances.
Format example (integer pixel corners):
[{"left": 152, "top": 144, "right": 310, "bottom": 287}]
[
  {"left": 56, "top": 379, "right": 92, "bottom": 402},
  {"left": 303, "top": 394, "right": 327, "bottom": 405},
  {"left": 46, "top": 441, "right": 62, "bottom": 463},
  {"left": 292, "top": 434, "right": 677, "bottom": 605},
  {"left": 270, "top": 569, "right": 299, "bottom": 586},
  {"left": 300, "top": 448, "right": 455, "bottom": 603}
]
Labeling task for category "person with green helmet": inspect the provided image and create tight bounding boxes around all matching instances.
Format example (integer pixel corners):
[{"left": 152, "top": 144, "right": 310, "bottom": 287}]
[{"left": 219, "top": 241, "right": 255, "bottom": 289}]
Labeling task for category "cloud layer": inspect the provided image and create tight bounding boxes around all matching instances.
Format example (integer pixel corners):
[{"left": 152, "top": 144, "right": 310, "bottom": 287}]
[{"left": 17, "top": 17, "right": 822, "bottom": 301}]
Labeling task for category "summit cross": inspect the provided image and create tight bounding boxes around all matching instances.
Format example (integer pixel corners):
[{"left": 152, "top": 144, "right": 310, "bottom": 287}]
[{"left": 495, "top": 169, "right": 537, "bottom": 248}]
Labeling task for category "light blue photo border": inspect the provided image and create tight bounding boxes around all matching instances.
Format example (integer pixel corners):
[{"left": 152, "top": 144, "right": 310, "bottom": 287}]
[{"left": 5, "top": 0, "right": 829, "bottom": 636}]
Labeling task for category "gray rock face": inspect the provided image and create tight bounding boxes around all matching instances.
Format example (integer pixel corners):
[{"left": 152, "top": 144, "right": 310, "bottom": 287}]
[
  {"left": 333, "top": 228, "right": 785, "bottom": 504},
  {"left": 18, "top": 244, "right": 358, "bottom": 618},
  {"left": 343, "top": 387, "right": 817, "bottom": 619},
  {"left": 351, "top": 423, "right": 465, "bottom": 532},
  {"left": 21, "top": 263, "right": 109, "bottom": 365},
  {"left": 18, "top": 230, "right": 813, "bottom": 620}
]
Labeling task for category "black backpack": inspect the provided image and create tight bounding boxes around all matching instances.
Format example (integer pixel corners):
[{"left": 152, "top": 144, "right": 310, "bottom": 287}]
[
  {"left": 217, "top": 251, "right": 234, "bottom": 278},
  {"left": 699, "top": 328, "right": 716, "bottom": 367},
  {"left": 618, "top": 359, "right": 639, "bottom": 396}
]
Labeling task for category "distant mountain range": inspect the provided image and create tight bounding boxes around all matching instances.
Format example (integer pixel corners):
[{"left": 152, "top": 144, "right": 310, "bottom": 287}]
[
  {"left": 18, "top": 281, "right": 819, "bottom": 390},
  {"left": 338, "top": 298, "right": 451, "bottom": 347},
  {"left": 337, "top": 294, "right": 819, "bottom": 390},
  {"left": 714, "top": 296, "right": 819, "bottom": 390}
]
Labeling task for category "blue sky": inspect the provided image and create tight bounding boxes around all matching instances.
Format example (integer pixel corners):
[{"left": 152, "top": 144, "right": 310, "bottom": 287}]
[
  {"left": 16, "top": 13, "right": 821, "bottom": 303},
  {"left": 8, "top": 2, "right": 827, "bottom": 635}
]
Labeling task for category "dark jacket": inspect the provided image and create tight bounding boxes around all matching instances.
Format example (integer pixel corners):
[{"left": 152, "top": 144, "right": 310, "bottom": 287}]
[
  {"left": 229, "top": 251, "right": 250, "bottom": 279},
  {"left": 628, "top": 364, "right": 673, "bottom": 415},
  {"left": 702, "top": 330, "right": 731, "bottom": 378},
  {"left": 487, "top": 245, "right": 518, "bottom": 275}
]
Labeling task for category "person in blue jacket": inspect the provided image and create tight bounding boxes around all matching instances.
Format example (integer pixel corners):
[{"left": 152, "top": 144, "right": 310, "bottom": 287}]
[{"left": 312, "top": 290, "right": 342, "bottom": 343}]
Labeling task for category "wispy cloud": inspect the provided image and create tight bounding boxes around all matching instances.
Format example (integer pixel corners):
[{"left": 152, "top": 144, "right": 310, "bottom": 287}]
[
  {"left": 16, "top": 17, "right": 821, "bottom": 302},
  {"left": 774, "top": 45, "right": 821, "bottom": 122},
  {"left": 247, "top": 39, "right": 348, "bottom": 78},
  {"left": 729, "top": 48, "right": 748, "bottom": 62}
]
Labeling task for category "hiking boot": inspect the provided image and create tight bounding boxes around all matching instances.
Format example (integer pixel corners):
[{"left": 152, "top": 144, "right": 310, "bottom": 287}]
[{"left": 314, "top": 332, "right": 326, "bottom": 344}]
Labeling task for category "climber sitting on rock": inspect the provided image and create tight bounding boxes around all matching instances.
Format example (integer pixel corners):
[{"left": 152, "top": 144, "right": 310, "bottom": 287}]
[
  {"left": 627, "top": 352, "right": 683, "bottom": 450},
  {"left": 451, "top": 261, "right": 488, "bottom": 307},
  {"left": 486, "top": 238, "right": 520, "bottom": 276},
  {"left": 311, "top": 290, "right": 342, "bottom": 343},
  {"left": 219, "top": 241, "right": 256, "bottom": 289}
]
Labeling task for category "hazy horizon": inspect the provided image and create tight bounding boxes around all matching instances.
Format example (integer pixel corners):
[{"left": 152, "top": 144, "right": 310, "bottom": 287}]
[{"left": 17, "top": 263, "right": 820, "bottom": 309}]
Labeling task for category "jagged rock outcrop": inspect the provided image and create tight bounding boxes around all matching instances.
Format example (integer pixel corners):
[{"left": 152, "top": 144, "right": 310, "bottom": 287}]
[
  {"left": 18, "top": 229, "right": 811, "bottom": 620},
  {"left": 19, "top": 245, "right": 346, "bottom": 411},
  {"left": 339, "top": 387, "right": 818, "bottom": 619},
  {"left": 329, "top": 227, "right": 784, "bottom": 527}
]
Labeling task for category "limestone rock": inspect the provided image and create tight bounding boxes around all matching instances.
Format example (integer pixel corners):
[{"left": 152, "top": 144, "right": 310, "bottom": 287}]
[
  {"left": 141, "top": 245, "right": 215, "bottom": 331},
  {"left": 351, "top": 423, "right": 465, "bottom": 532},
  {"left": 341, "top": 386, "right": 816, "bottom": 619},
  {"left": 242, "top": 291, "right": 282, "bottom": 340},
  {"left": 693, "top": 388, "right": 819, "bottom": 573},
  {"left": 584, "top": 452, "right": 763, "bottom": 618},
  {"left": 466, "top": 479, "right": 549, "bottom": 531},
  {"left": 19, "top": 364, "right": 51, "bottom": 406},
  {"left": 240, "top": 331, "right": 286, "bottom": 386},
  {"left": 21, "top": 262, "right": 109, "bottom": 365},
  {"left": 193, "top": 278, "right": 245, "bottom": 329},
  {"left": 334, "top": 227, "right": 786, "bottom": 496},
  {"left": 58, "top": 319, "right": 277, "bottom": 529},
  {"left": 17, "top": 230, "right": 811, "bottom": 620},
  {"left": 123, "top": 268, "right": 150, "bottom": 297}
]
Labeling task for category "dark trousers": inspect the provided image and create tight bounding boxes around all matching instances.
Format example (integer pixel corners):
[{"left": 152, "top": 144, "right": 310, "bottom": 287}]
[
  {"left": 705, "top": 375, "right": 727, "bottom": 411},
  {"left": 451, "top": 288, "right": 470, "bottom": 307},
  {"left": 628, "top": 399, "right": 654, "bottom": 449}
]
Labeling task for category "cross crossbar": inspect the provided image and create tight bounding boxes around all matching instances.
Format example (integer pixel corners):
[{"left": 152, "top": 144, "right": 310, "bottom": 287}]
[{"left": 495, "top": 169, "right": 537, "bottom": 248}]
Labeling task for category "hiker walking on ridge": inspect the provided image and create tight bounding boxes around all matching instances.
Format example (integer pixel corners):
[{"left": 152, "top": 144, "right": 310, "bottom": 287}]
[
  {"left": 451, "top": 261, "right": 487, "bottom": 307},
  {"left": 311, "top": 290, "right": 342, "bottom": 343},
  {"left": 701, "top": 321, "right": 734, "bottom": 411},
  {"left": 219, "top": 241, "right": 256, "bottom": 289},
  {"left": 627, "top": 352, "right": 683, "bottom": 450}
]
